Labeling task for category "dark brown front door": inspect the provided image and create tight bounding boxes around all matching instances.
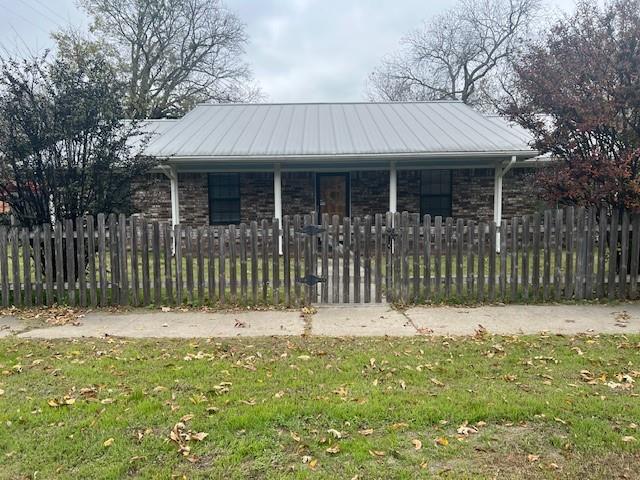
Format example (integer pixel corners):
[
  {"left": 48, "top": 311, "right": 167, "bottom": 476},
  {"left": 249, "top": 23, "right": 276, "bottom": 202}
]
[{"left": 317, "top": 173, "right": 349, "bottom": 219}]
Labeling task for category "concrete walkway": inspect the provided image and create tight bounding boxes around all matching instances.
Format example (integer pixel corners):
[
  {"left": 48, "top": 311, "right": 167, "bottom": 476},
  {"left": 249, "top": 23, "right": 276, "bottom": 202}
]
[{"left": 2, "top": 303, "right": 640, "bottom": 339}]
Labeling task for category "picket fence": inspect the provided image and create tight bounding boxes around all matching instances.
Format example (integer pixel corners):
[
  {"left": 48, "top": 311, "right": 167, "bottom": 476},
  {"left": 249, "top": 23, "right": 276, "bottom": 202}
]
[{"left": 0, "top": 207, "right": 638, "bottom": 308}]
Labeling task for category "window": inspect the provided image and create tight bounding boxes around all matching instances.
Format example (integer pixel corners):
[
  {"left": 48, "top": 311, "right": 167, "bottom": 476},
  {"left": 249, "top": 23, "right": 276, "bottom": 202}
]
[
  {"left": 208, "top": 174, "right": 241, "bottom": 224},
  {"left": 420, "top": 170, "right": 452, "bottom": 218}
]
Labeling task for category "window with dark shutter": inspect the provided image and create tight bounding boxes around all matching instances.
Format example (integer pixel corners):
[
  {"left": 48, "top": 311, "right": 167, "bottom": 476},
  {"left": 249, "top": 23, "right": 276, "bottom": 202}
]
[
  {"left": 208, "top": 174, "right": 241, "bottom": 225},
  {"left": 420, "top": 170, "right": 452, "bottom": 218}
]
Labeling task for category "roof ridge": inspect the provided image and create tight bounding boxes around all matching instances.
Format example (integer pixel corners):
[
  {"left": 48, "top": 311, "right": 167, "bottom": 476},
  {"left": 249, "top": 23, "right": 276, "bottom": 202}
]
[{"left": 195, "top": 100, "right": 466, "bottom": 107}]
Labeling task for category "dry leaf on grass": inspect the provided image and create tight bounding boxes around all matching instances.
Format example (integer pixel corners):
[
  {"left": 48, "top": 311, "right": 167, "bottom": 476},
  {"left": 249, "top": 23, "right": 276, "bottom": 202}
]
[
  {"left": 103, "top": 438, "right": 114, "bottom": 447},
  {"left": 411, "top": 439, "right": 422, "bottom": 450}
]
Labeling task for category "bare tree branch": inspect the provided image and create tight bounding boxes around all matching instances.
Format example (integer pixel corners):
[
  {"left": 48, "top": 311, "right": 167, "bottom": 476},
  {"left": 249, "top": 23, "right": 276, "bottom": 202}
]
[{"left": 367, "top": 0, "right": 541, "bottom": 110}]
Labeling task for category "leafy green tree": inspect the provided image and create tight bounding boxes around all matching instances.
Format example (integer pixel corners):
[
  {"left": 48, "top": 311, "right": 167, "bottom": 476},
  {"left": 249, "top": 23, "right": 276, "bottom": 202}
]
[{"left": 0, "top": 50, "right": 156, "bottom": 227}]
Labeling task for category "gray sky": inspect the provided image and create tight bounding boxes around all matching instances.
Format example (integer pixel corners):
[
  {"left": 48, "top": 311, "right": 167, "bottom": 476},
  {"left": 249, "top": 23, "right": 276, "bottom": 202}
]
[{"left": 1, "top": 0, "right": 578, "bottom": 102}]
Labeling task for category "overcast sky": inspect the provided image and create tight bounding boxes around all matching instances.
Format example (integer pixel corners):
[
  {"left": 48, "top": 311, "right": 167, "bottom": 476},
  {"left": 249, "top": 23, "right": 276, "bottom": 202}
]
[{"left": 1, "top": 0, "right": 578, "bottom": 102}]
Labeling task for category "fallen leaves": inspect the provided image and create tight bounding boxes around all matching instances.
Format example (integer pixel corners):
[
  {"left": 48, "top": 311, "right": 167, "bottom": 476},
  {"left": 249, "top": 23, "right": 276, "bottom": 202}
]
[
  {"left": 168, "top": 415, "right": 208, "bottom": 460},
  {"left": 411, "top": 439, "right": 422, "bottom": 450},
  {"left": 435, "top": 437, "right": 449, "bottom": 446},
  {"left": 103, "top": 438, "right": 114, "bottom": 447},
  {"left": 622, "top": 436, "right": 637, "bottom": 443}
]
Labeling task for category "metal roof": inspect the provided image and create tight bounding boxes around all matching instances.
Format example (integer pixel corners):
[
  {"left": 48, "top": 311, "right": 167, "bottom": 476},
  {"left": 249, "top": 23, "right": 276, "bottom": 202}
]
[
  {"left": 144, "top": 101, "right": 536, "bottom": 160},
  {"left": 127, "top": 119, "right": 180, "bottom": 150}
]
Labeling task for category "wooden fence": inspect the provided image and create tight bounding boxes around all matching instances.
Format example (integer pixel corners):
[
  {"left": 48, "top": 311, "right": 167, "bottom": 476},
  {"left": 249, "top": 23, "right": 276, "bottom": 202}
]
[{"left": 0, "top": 207, "right": 638, "bottom": 308}]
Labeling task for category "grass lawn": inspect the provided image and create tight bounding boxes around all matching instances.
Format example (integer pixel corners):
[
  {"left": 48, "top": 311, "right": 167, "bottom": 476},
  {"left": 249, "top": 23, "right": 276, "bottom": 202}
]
[{"left": 1, "top": 333, "right": 639, "bottom": 479}]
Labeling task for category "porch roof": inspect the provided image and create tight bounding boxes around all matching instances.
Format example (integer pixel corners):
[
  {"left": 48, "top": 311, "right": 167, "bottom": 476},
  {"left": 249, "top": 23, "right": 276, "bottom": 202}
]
[{"left": 144, "top": 101, "right": 537, "bottom": 162}]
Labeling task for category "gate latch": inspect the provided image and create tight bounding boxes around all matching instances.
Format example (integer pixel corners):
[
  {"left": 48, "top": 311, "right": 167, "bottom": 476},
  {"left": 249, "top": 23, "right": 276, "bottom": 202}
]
[
  {"left": 297, "top": 274, "right": 326, "bottom": 286},
  {"left": 385, "top": 227, "right": 398, "bottom": 248}
]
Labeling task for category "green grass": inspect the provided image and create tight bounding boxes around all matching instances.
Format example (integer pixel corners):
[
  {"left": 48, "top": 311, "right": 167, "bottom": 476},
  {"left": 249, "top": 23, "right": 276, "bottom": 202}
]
[{"left": 1, "top": 334, "right": 639, "bottom": 479}]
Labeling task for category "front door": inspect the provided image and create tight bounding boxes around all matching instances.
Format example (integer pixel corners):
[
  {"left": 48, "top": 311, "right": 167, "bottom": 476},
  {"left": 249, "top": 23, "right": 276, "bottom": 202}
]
[{"left": 317, "top": 173, "right": 349, "bottom": 219}]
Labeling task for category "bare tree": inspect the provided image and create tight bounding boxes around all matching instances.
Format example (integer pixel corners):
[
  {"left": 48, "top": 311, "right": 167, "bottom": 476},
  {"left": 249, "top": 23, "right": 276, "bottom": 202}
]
[
  {"left": 69, "top": 0, "right": 261, "bottom": 119},
  {"left": 367, "top": 0, "right": 541, "bottom": 110}
]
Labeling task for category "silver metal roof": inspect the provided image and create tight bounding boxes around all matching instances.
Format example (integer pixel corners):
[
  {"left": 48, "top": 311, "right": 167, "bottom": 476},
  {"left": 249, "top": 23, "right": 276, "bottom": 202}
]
[
  {"left": 127, "top": 119, "right": 179, "bottom": 150},
  {"left": 144, "top": 101, "right": 536, "bottom": 160}
]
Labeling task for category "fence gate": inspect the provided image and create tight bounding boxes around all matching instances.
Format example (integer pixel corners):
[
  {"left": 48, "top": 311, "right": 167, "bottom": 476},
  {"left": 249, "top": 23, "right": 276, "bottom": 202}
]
[{"left": 292, "top": 213, "right": 390, "bottom": 304}]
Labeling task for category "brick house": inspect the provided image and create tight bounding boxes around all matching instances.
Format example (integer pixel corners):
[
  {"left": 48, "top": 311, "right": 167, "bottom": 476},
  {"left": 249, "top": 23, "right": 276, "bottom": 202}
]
[{"left": 135, "top": 101, "right": 546, "bottom": 226}]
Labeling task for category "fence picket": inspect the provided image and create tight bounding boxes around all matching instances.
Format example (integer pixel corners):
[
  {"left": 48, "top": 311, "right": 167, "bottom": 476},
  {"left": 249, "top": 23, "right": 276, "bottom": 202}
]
[
  {"left": 272, "top": 218, "right": 280, "bottom": 305},
  {"left": 522, "top": 216, "right": 529, "bottom": 301},
  {"left": 118, "top": 214, "right": 128, "bottom": 306},
  {"left": 554, "top": 209, "right": 563, "bottom": 300},
  {"left": 343, "top": 216, "right": 351, "bottom": 303},
  {"left": 353, "top": 216, "right": 361, "bottom": 303},
  {"left": 532, "top": 212, "right": 541, "bottom": 301},
  {"left": 423, "top": 215, "right": 431, "bottom": 302},
  {"left": 0, "top": 227, "right": 8, "bottom": 307},
  {"left": 564, "top": 206, "right": 574, "bottom": 299},
  {"left": 477, "top": 222, "right": 485, "bottom": 302},
  {"left": 208, "top": 226, "right": 216, "bottom": 304},
  {"left": 65, "top": 219, "right": 76, "bottom": 306},
  {"left": 510, "top": 217, "right": 518, "bottom": 302},
  {"left": 596, "top": 207, "right": 607, "bottom": 298},
  {"left": 574, "top": 207, "right": 585, "bottom": 300},
  {"left": 218, "top": 226, "right": 226, "bottom": 304},
  {"left": 445, "top": 217, "right": 453, "bottom": 298},
  {"left": 467, "top": 219, "right": 475, "bottom": 298},
  {"left": 620, "top": 211, "right": 630, "bottom": 300},
  {"left": 108, "top": 214, "right": 118, "bottom": 304},
  {"left": 488, "top": 221, "right": 496, "bottom": 302},
  {"left": 332, "top": 215, "right": 340, "bottom": 303},
  {"left": 456, "top": 218, "right": 463, "bottom": 298},
  {"left": 294, "top": 216, "right": 302, "bottom": 303},
  {"left": 585, "top": 209, "right": 596, "bottom": 299},
  {"left": 33, "top": 227, "right": 42, "bottom": 306},
  {"left": 250, "top": 222, "right": 258, "bottom": 304},
  {"left": 283, "top": 216, "right": 291, "bottom": 305},
  {"left": 608, "top": 210, "right": 619, "bottom": 300},
  {"left": 54, "top": 222, "right": 64, "bottom": 304},
  {"left": 43, "top": 224, "right": 54, "bottom": 306},
  {"left": 21, "top": 228, "right": 31, "bottom": 307},
  {"left": 97, "top": 215, "right": 107, "bottom": 306},
  {"left": 86, "top": 217, "right": 97, "bottom": 308},
  {"left": 321, "top": 214, "right": 330, "bottom": 303},
  {"left": 164, "top": 223, "right": 174, "bottom": 305},
  {"left": 197, "top": 227, "right": 206, "bottom": 305},
  {"left": 434, "top": 216, "right": 442, "bottom": 300},
  {"left": 239, "top": 224, "right": 248, "bottom": 304},
  {"left": 229, "top": 224, "right": 237, "bottom": 303},
  {"left": 631, "top": 214, "right": 640, "bottom": 299},
  {"left": 11, "top": 228, "right": 20, "bottom": 305},
  {"left": 141, "top": 219, "right": 151, "bottom": 306},
  {"left": 543, "top": 211, "right": 551, "bottom": 301},
  {"left": 131, "top": 217, "right": 139, "bottom": 306},
  {"left": 261, "top": 220, "right": 269, "bottom": 303},
  {"left": 365, "top": 215, "right": 373, "bottom": 303},
  {"left": 375, "top": 214, "right": 383, "bottom": 303},
  {"left": 152, "top": 222, "right": 161, "bottom": 305},
  {"left": 499, "top": 220, "right": 507, "bottom": 301},
  {"left": 185, "top": 226, "right": 194, "bottom": 303},
  {"left": 76, "top": 218, "right": 86, "bottom": 307}
]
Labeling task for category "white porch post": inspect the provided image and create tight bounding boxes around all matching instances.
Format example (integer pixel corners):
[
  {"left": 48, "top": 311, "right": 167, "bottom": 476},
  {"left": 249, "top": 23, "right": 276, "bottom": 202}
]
[
  {"left": 169, "top": 167, "right": 180, "bottom": 228},
  {"left": 494, "top": 155, "right": 516, "bottom": 251},
  {"left": 389, "top": 161, "right": 397, "bottom": 217},
  {"left": 274, "top": 163, "right": 282, "bottom": 254}
]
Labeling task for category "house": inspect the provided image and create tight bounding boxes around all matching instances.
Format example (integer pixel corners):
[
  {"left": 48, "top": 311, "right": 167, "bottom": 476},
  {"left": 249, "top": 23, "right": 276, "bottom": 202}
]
[{"left": 135, "top": 101, "right": 545, "bottom": 227}]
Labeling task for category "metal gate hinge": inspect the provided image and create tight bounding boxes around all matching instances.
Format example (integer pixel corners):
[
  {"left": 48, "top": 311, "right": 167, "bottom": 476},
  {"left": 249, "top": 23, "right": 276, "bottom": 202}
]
[
  {"left": 296, "top": 274, "right": 326, "bottom": 286},
  {"left": 297, "top": 225, "right": 326, "bottom": 236}
]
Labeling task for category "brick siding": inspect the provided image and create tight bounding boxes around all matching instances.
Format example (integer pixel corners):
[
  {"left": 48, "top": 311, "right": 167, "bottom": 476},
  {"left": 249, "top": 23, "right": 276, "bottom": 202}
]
[{"left": 132, "top": 167, "right": 546, "bottom": 225}]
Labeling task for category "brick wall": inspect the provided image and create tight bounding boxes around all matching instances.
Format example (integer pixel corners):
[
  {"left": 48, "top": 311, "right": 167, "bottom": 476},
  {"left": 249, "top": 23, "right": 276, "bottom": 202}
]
[
  {"left": 282, "top": 172, "right": 315, "bottom": 216},
  {"left": 351, "top": 171, "right": 388, "bottom": 217},
  {"left": 240, "top": 172, "right": 274, "bottom": 222},
  {"left": 132, "top": 167, "right": 547, "bottom": 225},
  {"left": 131, "top": 173, "right": 172, "bottom": 223}
]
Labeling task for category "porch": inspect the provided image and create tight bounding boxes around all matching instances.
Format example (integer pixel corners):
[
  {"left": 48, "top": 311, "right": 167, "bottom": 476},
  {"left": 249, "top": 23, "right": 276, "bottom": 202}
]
[{"left": 144, "top": 159, "right": 542, "bottom": 228}]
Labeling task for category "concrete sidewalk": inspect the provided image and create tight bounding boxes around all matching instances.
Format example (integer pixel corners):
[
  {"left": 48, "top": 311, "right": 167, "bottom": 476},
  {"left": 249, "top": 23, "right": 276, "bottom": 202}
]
[{"left": 2, "top": 303, "right": 640, "bottom": 339}]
